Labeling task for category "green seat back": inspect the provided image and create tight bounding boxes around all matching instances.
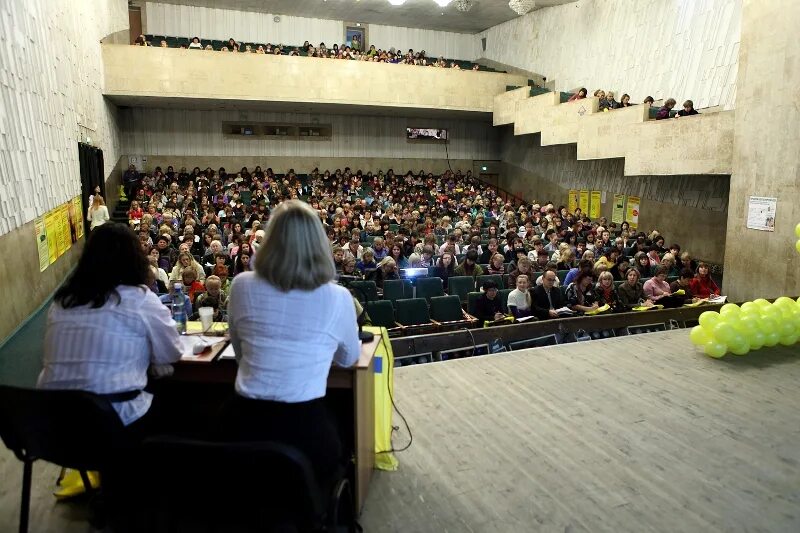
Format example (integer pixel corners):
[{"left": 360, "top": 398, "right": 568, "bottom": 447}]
[
  {"left": 498, "top": 289, "right": 513, "bottom": 314},
  {"left": 429, "top": 295, "right": 464, "bottom": 322},
  {"left": 350, "top": 280, "right": 378, "bottom": 303},
  {"left": 556, "top": 270, "right": 570, "bottom": 283},
  {"left": 382, "top": 279, "right": 412, "bottom": 306},
  {"left": 416, "top": 277, "right": 444, "bottom": 302},
  {"left": 365, "top": 300, "right": 396, "bottom": 329},
  {"left": 448, "top": 276, "right": 475, "bottom": 303},
  {"left": 395, "top": 298, "right": 431, "bottom": 326},
  {"left": 477, "top": 275, "right": 504, "bottom": 291},
  {"left": 467, "top": 292, "right": 482, "bottom": 316}
]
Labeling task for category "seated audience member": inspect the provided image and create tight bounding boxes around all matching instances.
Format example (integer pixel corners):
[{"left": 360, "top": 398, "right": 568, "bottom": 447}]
[
  {"left": 332, "top": 246, "right": 345, "bottom": 271},
  {"left": 643, "top": 96, "right": 655, "bottom": 106},
  {"left": 388, "top": 244, "right": 408, "bottom": 269},
  {"left": 565, "top": 272, "right": 598, "bottom": 314},
  {"left": 372, "top": 237, "right": 389, "bottom": 260},
  {"left": 194, "top": 275, "right": 227, "bottom": 321},
  {"left": 181, "top": 268, "right": 205, "bottom": 304},
  {"left": 568, "top": 87, "right": 588, "bottom": 102},
  {"left": 606, "top": 91, "right": 620, "bottom": 109},
  {"left": 38, "top": 223, "right": 183, "bottom": 433},
  {"left": 356, "top": 248, "right": 377, "bottom": 272},
  {"left": 433, "top": 252, "right": 456, "bottom": 290},
  {"left": 660, "top": 253, "right": 679, "bottom": 277},
  {"left": 670, "top": 268, "right": 696, "bottom": 304},
  {"left": 479, "top": 238, "right": 499, "bottom": 264},
  {"left": 619, "top": 93, "right": 632, "bottom": 107},
  {"left": 643, "top": 265, "right": 671, "bottom": 301},
  {"left": 507, "top": 275, "right": 533, "bottom": 319},
  {"left": 533, "top": 250, "right": 552, "bottom": 272},
  {"left": 371, "top": 256, "right": 400, "bottom": 289},
  {"left": 564, "top": 258, "right": 593, "bottom": 286},
  {"left": 474, "top": 281, "right": 505, "bottom": 323},
  {"left": 340, "top": 256, "right": 362, "bottom": 278},
  {"left": 534, "top": 261, "right": 562, "bottom": 287},
  {"left": 202, "top": 239, "right": 226, "bottom": 268},
  {"left": 233, "top": 251, "right": 252, "bottom": 276},
  {"left": 609, "top": 256, "right": 631, "bottom": 281},
  {"left": 656, "top": 98, "right": 676, "bottom": 119},
  {"left": 419, "top": 245, "right": 435, "bottom": 268},
  {"left": 676, "top": 99, "right": 699, "bottom": 117},
  {"left": 556, "top": 248, "right": 576, "bottom": 271},
  {"left": 633, "top": 251, "right": 652, "bottom": 279},
  {"left": 407, "top": 252, "right": 422, "bottom": 267},
  {"left": 595, "top": 271, "right": 620, "bottom": 310},
  {"left": 222, "top": 200, "right": 360, "bottom": 486},
  {"left": 455, "top": 249, "right": 484, "bottom": 279},
  {"left": 169, "top": 251, "right": 206, "bottom": 282},
  {"left": 680, "top": 252, "right": 698, "bottom": 274},
  {"left": 487, "top": 253, "right": 506, "bottom": 275},
  {"left": 598, "top": 90, "right": 611, "bottom": 111},
  {"left": 617, "top": 268, "right": 652, "bottom": 310},
  {"left": 532, "top": 269, "right": 566, "bottom": 320},
  {"left": 188, "top": 36, "right": 202, "bottom": 49},
  {"left": 147, "top": 248, "right": 169, "bottom": 293},
  {"left": 689, "top": 262, "right": 720, "bottom": 299},
  {"left": 509, "top": 257, "right": 535, "bottom": 288}
]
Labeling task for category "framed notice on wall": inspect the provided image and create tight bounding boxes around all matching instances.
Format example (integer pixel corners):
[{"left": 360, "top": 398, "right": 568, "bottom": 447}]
[
  {"left": 626, "top": 196, "right": 641, "bottom": 229},
  {"left": 568, "top": 190, "right": 578, "bottom": 213},
  {"left": 612, "top": 194, "right": 626, "bottom": 224},
  {"left": 579, "top": 190, "right": 589, "bottom": 214},
  {"left": 589, "top": 191, "right": 602, "bottom": 219},
  {"left": 746, "top": 196, "right": 777, "bottom": 231}
]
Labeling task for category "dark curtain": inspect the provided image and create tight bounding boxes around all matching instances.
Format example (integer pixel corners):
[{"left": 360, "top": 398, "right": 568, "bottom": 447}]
[{"left": 78, "top": 143, "right": 104, "bottom": 235}]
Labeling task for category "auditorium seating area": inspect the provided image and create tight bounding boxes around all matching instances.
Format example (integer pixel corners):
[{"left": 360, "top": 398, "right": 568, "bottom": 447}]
[
  {"left": 138, "top": 34, "right": 501, "bottom": 72},
  {"left": 122, "top": 163, "right": 719, "bottom": 371}
]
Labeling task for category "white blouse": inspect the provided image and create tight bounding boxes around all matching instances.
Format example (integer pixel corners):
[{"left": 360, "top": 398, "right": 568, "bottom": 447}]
[
  {"left": 228, "top": 273, "right": 361, "bottom": 403},
  {"left": 38, "top": 285, "right": 183, "bottom": 425}
]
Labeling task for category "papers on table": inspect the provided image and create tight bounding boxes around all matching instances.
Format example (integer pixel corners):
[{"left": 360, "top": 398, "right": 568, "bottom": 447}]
[
  {"left": 555, "top": 307, "right": 575, "bottom": 316},
  {"left": 219, "top": 343, "right": 237, "bottom": 360},
  {"left": 708, "top": 295, "right": 728, "bottom": 304},
  {"left": 516, "top": 316, "right": 536, "bottom": 323}
]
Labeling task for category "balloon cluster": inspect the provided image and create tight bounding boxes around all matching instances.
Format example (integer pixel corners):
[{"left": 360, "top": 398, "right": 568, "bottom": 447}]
[
  {"left": 796, "top": 222, "right": 800, "bottom": 254},
  {"left": 689, "top": 298, "right": 800, "bottom": 358}
]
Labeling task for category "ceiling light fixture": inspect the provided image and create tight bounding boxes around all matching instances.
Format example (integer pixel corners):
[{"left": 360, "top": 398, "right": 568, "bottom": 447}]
[
  {"left": 433, "top": 0, "right": 452, "bottom": 7},
  {"left": 453, "top": 0, "right": 475, "bottom": 12},
  {"left": 387, "top": 0, "right": 407, "bottom": 5},
  {"left": 508, "top": 0, "right": 536, "bottom": 15}
]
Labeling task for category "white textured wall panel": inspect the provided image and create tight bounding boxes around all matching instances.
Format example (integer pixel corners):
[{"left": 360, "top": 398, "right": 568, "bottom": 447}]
[
  {"left": 0, "top": 0, "right": 126, "bottom": 235},
  {"left": 479, "top": 0, "right": 741, "bottom": 109},
  {"left": 121, "top": 108, "right": 498, "bottom": 161},
  {"left": 144, "top": 2, "right": 478, "bottom": 60}
]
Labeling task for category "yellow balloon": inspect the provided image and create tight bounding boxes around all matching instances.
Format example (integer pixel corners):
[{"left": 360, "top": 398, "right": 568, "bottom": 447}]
[
  {"left": 779, "top": 334, "right": 799, "bottom": 346},
  {"left": 796, "top": 222, "right": 800, "bottom": 238},
  {"left": 774, "top": 297, "right": 795, "bottom": 309},
  {"left": 699, "top": 311, "right": 722, "bottom": 329},
  {"left": 749, "top": 330, "right": 766, "bottom": 350},
  {"left": 764, "top": 331, "right": 781, "bottom": 347},
  {"left": 704, "top": 340, "right": 727, "bottom": 358},
  {"left": 753, "top": 299, "right": 771, "bottom": 309},
  {"left": 689, "top": 325, "right": 712, "bottom": 346},
  {"left": 720, "top": 303, "right": 741, "bottom": 316}
]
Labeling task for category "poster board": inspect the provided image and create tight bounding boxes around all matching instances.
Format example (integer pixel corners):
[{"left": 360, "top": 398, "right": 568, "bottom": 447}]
[
  {"left": 45, "top": 210, "right": 59, "bottom": 264},
  {"left": 612, "top": 194, "right": 626, "bottom": 224},
  {"left": 589, "top": 191, "right": 602, "bottom": 219},
  {"left": 579, "top": 190, "right": 589, "bottom": 214},
  {"left": 35, "top": 216, "right": 49, "bottom": 272},
  {"left": 71, "top": 196, "right": 84, "bottom": 240},
  {"left": 626, "top": 196, "right": 641, "bottom": 230},
  {"left": 567, "top": 190, "right": 578, "bottom": 214},
  {"left": 746, "top": 196, "right": 777, "bottom": 232}
]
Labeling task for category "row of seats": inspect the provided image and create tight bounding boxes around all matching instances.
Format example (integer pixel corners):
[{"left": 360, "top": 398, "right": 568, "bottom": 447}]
[{"left": 142, "top": 34, "right": 499, "bottom": 72}]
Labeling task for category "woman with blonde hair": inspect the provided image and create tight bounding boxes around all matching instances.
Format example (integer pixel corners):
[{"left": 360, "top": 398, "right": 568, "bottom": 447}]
[
  {"left": 371, "top": 256, "right": 400, "bottom": 288},
  {"left": 222, "top": 200, "right": 360, "bottom": 485},
  {"left": 87, "top": 195, "right": 110, "bottom": 230}
]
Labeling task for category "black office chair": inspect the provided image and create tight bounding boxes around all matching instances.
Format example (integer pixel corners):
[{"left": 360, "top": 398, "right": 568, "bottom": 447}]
[
  {"left": 0, "top": 385, "right": 129, "bottom": 533},
  {"left": 137, "top": 436, "right": 357, "bottom": 532}
]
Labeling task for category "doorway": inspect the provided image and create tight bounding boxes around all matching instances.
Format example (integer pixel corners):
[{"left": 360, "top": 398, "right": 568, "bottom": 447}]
[
  {"left": 78, "top": 143, "right": 105, "bottom": 236},
  {"left": 345, "top": 26, "right": 366, "bottom": 52},
  {"left": 129, "top": 5, "right": 142, "bottom": 44}
]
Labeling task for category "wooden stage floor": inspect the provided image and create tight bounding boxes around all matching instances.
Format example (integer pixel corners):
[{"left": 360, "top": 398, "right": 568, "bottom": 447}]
[
  {"left": 0, "top": 330, "right": 798, "bottom": 532},
  {"left": 360, "top": 330, "right": 800, "bottom": 532}
]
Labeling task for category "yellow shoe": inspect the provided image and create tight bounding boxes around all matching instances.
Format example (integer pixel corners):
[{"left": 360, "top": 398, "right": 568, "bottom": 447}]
[{"left": 54, "top": 470, "right": 100, "bottom": 500}]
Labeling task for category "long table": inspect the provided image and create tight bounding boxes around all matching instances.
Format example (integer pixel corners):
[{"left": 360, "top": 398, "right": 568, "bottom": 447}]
[{"left": 168, "top": 335, "right": 378, "bottom": 515}]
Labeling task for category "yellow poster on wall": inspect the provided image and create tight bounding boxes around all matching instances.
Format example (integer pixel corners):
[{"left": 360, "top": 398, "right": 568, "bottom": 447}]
[
  {"left": 45, "top": 210, "right": 59, "bottom": 264},
  {"left": 34, "top": 216, "right": 49, "bottom": 272},
  {"left": 626, "top": 195, "right": 641, "bottom": 229},
  {"left": 56, "top": 205, "right": 71, "bottom": 258},
  {"left": 71, "top": 196, "right": 84, "bottom": 240},
  {"left": 579, "top": 190, "right": 589, "bottom": 215},
  {"left": 589, "top": 191, "right": 602, "bottom": 219},
  {"left": 612, "top": 194, "right": 626, "bottom": 224},
  {"left": 567, "top": 190, "right": 578, "bottom": 213}
]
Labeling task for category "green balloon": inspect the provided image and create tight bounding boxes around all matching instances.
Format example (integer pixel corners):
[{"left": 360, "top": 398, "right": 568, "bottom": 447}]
[
  {"left": 774, "top": 297, "right": 795, "bottom": 309},
  {"left": 764, "top": 331, "right": 781, "bottom": 347},
  {"left": 720, "top": 303, "right": 741, "bottom": 316},
  {"left": 699, "top": 311, "right": 722, "bottom": 329},
  {"left": 713, "top": 322, "right": 739, "bottom": 344},
  {"left": 723, "top": 314, "right": 742, "bottom": 330},
  {"left": 779, "top": 321, "right": 797, "bottom": 337},
  {"left": 757, "top": 315, "right": 779, "bottom": 334},
  {"left": 729, "top": 339, "right": 750, "bottom": 356},
  {"left": 748, "top": 330, "right": 766, "bottom": 350},
  {"left": 689, "top": 325, "right": 712, "bottom": 346},
  {"left": 704, "top": 340, "right": 727, "bottom": 358},
  {"left": 733, "top": 314, "right": 759, "bottom": 335},
  {"left": 796, "top": 222, "right": 800, "bottom": 238},
  {"left": 779, "top": 334, "right": 799, "bottom": 346},
  {"left": 753, "top": 299, "right": 771, "bottom": 309},
  {"left": 740, "top": 301, "right": 758, "bottom": 313}
]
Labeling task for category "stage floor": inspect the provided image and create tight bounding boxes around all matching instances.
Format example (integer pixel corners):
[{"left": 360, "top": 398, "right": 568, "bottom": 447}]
[
  {"left": 0, "top": 330, "right": 798, "bottom": 532},
  {"left": 360, "top": 330, "right": 800, "bottom": 532}
]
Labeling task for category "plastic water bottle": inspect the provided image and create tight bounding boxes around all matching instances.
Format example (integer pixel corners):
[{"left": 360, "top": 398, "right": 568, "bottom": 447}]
[{"left": 172, "top": 282, "right": 187, "bottom": 335}]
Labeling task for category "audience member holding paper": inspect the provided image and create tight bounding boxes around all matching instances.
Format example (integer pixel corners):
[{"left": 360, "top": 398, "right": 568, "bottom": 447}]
[
  {"left": 565, "top": 272, "right": 599, "bottom": 315},
  {"left": 221, "top": 200, "right": 360, "bottom": 486},
  {"left": 532, "top": 269, "right": 568, "bottom": 320},
  {"left": 507, "top": 275, "right": 534, "bottom": 320},
  {"left": 690, "top": 262, "right": 720, "bottom": 299}
]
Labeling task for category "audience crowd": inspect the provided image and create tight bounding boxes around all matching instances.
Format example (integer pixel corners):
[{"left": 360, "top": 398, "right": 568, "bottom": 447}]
[
  {"left": 134, "top": 34, "right": 483, "bottom": 70},
  {"left": 567, "top": 87, "right": 701, "bottom": 120},
  {"left": 104, "top": 162, "right": 719, "bottom": 327}
]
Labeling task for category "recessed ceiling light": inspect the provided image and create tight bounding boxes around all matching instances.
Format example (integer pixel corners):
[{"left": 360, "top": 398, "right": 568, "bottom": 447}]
[
  {"left": 387, "top": 0, "right": 406, "bottom": 5},
  {"left": 433, "top": 0, "right": 452, "bottom": 6}
]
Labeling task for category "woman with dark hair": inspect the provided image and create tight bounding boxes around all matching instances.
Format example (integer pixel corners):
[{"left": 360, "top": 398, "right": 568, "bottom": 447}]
[
  {"left": 619, "top": 94, "right": 632, "bottom": 107},
  {"left": 38, "top": 223, "right": 183, "bottom": 430},
  {"left": 568, "top": 88, "right": 588, "bottom": 102},
  {"left": 565, "top": 272, "right": 598, "bottom": 314},
  {"left": 689, "top": 262, "right": 720, "bottom": 299},
  {"left": 432, "top": 251, "right": 456, "bottom": 290}
]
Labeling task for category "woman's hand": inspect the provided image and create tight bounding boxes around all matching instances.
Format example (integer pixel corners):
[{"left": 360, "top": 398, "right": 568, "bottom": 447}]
[{"left": 494, "top": 312, "right": 505, "bottom": 321}]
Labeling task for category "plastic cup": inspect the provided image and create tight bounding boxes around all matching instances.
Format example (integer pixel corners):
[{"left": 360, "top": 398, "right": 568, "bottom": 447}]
[{"left": 198, "top": 307, "right": 214, "bottom": 332}]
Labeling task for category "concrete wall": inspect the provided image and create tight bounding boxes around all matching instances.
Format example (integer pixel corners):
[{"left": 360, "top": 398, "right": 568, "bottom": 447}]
[
  {"left": 143, "top": 2, "right": 481, "bottom": 60},
  {"left": 499, "top": 131, "right": 730, "bottom": 265},
  {"left": 0, "top": 0, "right": 128, "bottom": 343},
  {"left": 496, "top": 90, "right": 735, "bottom": 176},
  {"left": 120, "top": 108, "right": 499, "bottom": 162},
  {"left": 479, "top": 0, "right": 741, "bottom": 110},
  {"left": 102, "top": 45, "right": 527, "bottom": 114},
  {"left": 723, "top": 0, "right": 800, "bottom": 300}
]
